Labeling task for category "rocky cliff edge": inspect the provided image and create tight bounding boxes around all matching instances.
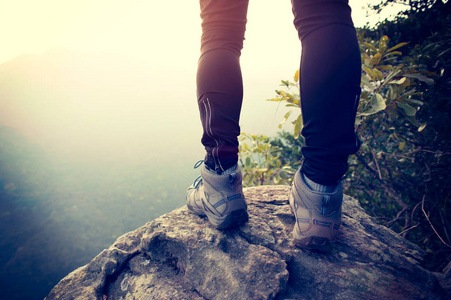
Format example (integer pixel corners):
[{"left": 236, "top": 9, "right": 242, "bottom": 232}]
[{"left": 46, "top": 186, "right": 450, "bottom": 299}]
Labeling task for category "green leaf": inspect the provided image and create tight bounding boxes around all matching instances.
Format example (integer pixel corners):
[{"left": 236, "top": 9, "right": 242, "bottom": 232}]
[
  {"left": 361, "top": 75, "right": 376, "bottom": 91},
  {"left": 418, "top": 123, "right": 427, "bottom": 132},
  {"left": 386, "top": 42, "right": 408, "bottom": 53},
  {"left": 372, "top": 93, "right": 387, "bottom": 112},
  {"left": 357, "top": 93, "right": 386, "bottom": 117},
  {"left": 286, "top": 93, "right": 296, "bottom": 103},
  {"left": 384, "top": 51, "right": 403, "bottom": 57},
  {"left": 363, "top": 66, "right": 377, "bottom": 81},
  {"left": 383, "top": 67, "right": 402, "bottom": 84},
  {"left": 406, "top": 99, "right": 424, "bottom": 106},
  {"left": 378, "top": 65, "right": 394, "bottom": 71},
  {"left": 279, "top": 109, "right": 294, "bottom": 128},
  {"left": 379, "top": 35, "right": 389, "bottom": 53},
  {"left": 369, "top": 53, "right": 382, "bottom": 67},
  {"left": 388, "top": 77, "right": 407, "bottom": 85},
  {"left": 293, "top": 114, "right": 303, "bottom": 139},
  {"left": 364, "top": 42, "right": 378, "bottom": 52},
  {"left": 399, "top": 88, "right": 420, "bottom": 99},
  {"left": 373, "top": 68, "right": 384, "bottom": 81},
  {"left": 404, "top": 73, "right": 435, "bottom": 85},
  {"left": 396, "top": 102, "right": 417, "bottom": 116}
]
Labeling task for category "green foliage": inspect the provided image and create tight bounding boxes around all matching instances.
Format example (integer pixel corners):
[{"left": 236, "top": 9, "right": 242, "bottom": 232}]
[
  {"left": 268, "top": 131, "right": 305, "bottom": 167},
  {"left": 352, "top": 10, "right": 451, "bottom": 271},
  {"left": 238, "top": 133, "right": 296, "bottom": 187},
  {"left": 357, "top": 34, "right": 430, "bottom": 127},
  {"left": 366, "top": 0, "right": 450, "bottom": 54},
  {"left": 241, "top": 13, "right": 450, "bottom": 270},
  {"left": 266, "top": 70, "right": 303, "bottom": 139},
  {"left": 265, "top": 35, "right": 431, "bottom": 136}
]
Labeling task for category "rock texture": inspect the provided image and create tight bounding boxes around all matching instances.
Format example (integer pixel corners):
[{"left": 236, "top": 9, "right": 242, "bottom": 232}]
[{"left": 46, "top": 186, "right": 449, "bottom": 299}]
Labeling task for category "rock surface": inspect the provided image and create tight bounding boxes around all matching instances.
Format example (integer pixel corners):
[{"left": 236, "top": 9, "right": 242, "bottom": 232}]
[{"left": 46, "top": 186, "right": 448, "bottom": 299}]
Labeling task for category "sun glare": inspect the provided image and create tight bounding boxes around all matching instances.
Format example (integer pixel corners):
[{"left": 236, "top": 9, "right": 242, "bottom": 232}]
[
  {"left": 0, "top": 0, "right": 407, "bottom": 65},
  {"left": 0, "top": 0, "right": 409, "bottom": 147}
]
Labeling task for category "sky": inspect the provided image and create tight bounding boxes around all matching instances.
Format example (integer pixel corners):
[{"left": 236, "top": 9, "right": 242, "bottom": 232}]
[
  {"left": 1, "top": 0, "right": 407, "bottom": 65},
  {"left": 0, "top": 0, "right": 407, "bottom": 139}
]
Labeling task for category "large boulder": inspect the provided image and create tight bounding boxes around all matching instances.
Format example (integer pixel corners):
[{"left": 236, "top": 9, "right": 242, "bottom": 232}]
[{"left": 46, "top": 186, "right": 448, "bottom": 299}]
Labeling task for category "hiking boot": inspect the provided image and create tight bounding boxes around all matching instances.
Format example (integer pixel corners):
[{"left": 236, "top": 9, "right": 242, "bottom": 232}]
[
  {"left": 186, "top": 161, "right": 248, "bottom": 229},
  {"left": 289, "top": 169, "right": 343, "bottom": 252}
]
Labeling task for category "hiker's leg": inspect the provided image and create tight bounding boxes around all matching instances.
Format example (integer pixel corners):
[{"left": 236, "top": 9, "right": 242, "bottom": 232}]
[
  {"left": 292, "top": 0, "right": 361, "bottom": 185},
  {"left": 185, "top": 0, "right": 250, "bottom": 230},
  {"left": 197, "top": 0, "right": 249, "bottom": 173},
  {"left": 289, "top": 0, "right": 361, "bottom": 251}
]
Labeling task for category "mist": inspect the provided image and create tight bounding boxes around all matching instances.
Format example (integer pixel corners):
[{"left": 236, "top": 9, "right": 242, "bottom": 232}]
[
  {"left": 0, "top": 46, "right": 293, "bottom": 299},
  {"left": 0, "top": 49, "right": 201, "bottom": 299},
  {"left": 0, "top": 2, "right": 408, "bottom": 297}
]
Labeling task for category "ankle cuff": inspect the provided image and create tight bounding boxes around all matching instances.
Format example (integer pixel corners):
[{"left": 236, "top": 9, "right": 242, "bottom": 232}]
[
  {"left": 220, "top": 164, "right": 237, "bottom": 175},
  {"left": 302, "top": 172, "right": 337, "bottom": 193}
]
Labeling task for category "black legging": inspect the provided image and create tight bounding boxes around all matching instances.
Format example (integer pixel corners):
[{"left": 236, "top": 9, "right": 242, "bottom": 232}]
[{"left": 197, "top": 0, "right": 361, "bottom": 185}]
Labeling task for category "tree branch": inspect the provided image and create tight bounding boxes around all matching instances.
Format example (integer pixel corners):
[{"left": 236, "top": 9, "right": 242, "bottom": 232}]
[
  {"left": 355, "top": 152, "right": 410, "bottom": 210},
  {"left": 422, "top": 195, "right": 451, "bottom": 248}
]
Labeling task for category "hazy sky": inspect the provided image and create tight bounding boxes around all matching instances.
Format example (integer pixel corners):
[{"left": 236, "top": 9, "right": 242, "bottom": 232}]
[
  {"left": 1, "top": 0, "right": 406, "bottom": 65},
  {"left": 0, "top": 0, "right": 407, "bottom": 140}
]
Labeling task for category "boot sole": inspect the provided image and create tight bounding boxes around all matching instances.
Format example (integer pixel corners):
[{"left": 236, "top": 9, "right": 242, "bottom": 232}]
[
  {"left": 187, "top": 200, "right": 248, "bottom": 229},
  {"left": 294, "top": 236, "right": 332, "bottom": 253},
  {"left": 213, "top": 209, "right": 249, "bottom": 230}
]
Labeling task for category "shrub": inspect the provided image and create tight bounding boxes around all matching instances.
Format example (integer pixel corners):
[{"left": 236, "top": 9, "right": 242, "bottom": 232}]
[{"left": 239, "top": 31, "right": 450, "bottom": 271}]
